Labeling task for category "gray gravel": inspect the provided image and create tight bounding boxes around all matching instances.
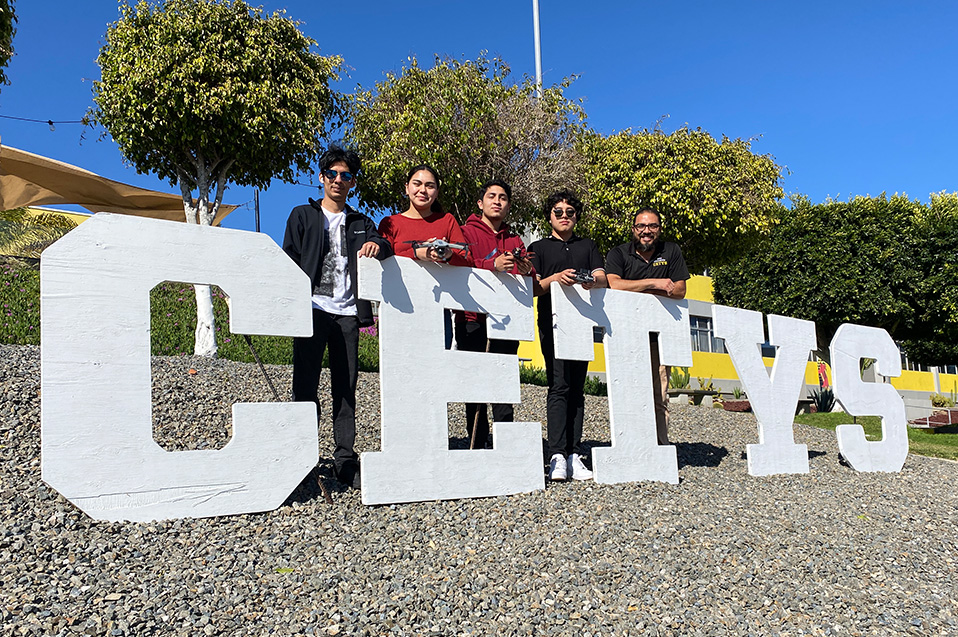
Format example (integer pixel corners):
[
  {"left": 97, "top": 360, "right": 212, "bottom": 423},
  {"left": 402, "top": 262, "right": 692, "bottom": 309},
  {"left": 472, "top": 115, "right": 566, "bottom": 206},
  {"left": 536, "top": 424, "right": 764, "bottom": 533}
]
[{"left": 2, "top": 344, "right": 957, "bottom": 636}]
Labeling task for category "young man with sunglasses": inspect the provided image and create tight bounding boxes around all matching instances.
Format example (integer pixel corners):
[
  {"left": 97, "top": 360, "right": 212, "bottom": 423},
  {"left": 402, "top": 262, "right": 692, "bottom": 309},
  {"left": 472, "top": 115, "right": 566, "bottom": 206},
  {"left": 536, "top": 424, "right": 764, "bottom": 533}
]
[
  {"left": 528, "top": 190, "right": 606, "bottom": 481},
  {"left": 605, "top": 208, "right": 689, "bottom": 447},
  {"left": 455, "top": 179, "right": 534, "bottom": 449},
  {"left": 282, "top": 146, "right": 392, "bottom": 489}
]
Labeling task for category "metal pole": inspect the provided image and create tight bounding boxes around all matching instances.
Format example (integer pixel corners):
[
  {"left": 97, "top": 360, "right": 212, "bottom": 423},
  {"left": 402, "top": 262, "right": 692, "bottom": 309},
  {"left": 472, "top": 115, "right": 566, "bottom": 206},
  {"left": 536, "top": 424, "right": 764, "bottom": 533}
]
[
  {"left": 254, "top": 189, "right": 261, "bottom": 233},
  {"left": 532, "top": 0, "right": 543, "bottom": 98}
]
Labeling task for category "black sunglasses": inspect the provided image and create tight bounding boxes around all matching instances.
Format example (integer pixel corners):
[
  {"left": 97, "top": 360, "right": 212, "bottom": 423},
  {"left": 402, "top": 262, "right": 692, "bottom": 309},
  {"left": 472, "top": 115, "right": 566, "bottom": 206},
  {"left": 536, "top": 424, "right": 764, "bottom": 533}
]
[
  {"left": 322, "top": 168, "right": 355, "bottom": 182},
  {"left": 552, "top": 209, "right": 577, "bottom": 218}
]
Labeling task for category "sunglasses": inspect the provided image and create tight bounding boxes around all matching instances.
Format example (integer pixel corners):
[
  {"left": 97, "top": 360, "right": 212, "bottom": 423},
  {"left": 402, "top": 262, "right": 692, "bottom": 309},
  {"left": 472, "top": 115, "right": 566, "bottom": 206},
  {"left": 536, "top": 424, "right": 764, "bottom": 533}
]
[
  {"left": 552, "top": 209, "right": 577, "bottom": 219},
  {"left": 322, "top": 168, "right": 355, "bottom": 182}
]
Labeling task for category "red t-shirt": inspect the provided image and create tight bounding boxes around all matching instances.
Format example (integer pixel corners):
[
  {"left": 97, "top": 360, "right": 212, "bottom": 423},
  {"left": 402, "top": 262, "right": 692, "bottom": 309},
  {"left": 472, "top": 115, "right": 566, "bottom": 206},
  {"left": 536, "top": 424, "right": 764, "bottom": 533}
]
[{"left": 378, "top": 212, "right": 472, "bottom": 267}]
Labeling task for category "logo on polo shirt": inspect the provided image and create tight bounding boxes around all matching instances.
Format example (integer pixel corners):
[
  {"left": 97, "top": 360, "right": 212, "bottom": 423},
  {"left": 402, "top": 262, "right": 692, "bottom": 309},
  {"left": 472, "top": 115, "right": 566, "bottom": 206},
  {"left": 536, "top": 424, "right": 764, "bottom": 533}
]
[{"left": 652, "top": 257, "right": 668, "bottom": 267}]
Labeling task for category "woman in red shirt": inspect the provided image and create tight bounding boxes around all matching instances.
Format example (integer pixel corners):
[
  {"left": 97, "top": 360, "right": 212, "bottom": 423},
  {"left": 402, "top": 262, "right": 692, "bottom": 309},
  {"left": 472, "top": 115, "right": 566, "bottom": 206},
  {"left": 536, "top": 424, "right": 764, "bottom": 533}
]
[{"left": 377, "top": 165, "right": 472, "bottom": 267}]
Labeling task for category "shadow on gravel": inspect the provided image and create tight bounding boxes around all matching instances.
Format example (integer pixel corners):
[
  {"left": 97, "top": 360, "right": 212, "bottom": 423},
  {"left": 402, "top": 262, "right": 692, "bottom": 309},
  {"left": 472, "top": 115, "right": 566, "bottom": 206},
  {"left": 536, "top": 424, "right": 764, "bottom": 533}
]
[
  {"left": 677, "top": 441, "right": 729, "bottom": 468},
  {"left": 282, "top": 464, "right": 350, "bottom": 506}
]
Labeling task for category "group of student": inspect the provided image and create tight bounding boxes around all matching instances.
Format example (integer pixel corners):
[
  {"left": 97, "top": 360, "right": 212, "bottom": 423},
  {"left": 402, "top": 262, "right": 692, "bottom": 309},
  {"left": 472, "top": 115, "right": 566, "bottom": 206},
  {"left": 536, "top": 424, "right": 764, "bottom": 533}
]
[{"left": 282, "top": 146, "right": 690, "bottom": 489}]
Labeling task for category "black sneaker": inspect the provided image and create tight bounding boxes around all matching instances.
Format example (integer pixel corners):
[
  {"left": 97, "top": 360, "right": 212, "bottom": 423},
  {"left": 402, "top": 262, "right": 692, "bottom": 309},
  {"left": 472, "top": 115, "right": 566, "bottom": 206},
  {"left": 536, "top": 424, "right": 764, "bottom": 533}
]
[{"left": 334, "top": 459, "right": 361, "bottom": 489}]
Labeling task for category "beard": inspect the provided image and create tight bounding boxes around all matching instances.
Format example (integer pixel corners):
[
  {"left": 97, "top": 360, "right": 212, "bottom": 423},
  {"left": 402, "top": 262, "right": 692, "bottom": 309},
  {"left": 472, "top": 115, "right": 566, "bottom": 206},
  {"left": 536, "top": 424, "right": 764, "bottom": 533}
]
[{"left": 637, "top": 235, "right": 657, "bottom": 252}]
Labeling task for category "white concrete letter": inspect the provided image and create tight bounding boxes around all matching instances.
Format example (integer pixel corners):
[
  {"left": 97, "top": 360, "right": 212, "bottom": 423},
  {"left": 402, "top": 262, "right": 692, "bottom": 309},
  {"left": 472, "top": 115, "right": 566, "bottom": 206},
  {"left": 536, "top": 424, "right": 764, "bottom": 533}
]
[
  {"left": 357, "top": 257, "right": 543, "bottom": 505},
  {"left": 830, "top": 324, "right": 908, "bottom": 472},
  {"left": 712, "top": 307, "right": 814, "bottom": 476},
  {"left": 552, "top": 285, "right": 692, "bottom": 484},
  {"left": 41, "top": 214, "right": 316, "bottom": 522}
]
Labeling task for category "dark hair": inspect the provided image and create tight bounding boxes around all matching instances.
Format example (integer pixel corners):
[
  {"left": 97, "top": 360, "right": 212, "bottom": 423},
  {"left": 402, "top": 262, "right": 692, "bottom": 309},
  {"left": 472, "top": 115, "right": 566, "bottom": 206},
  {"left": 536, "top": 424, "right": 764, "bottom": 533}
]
[
  {"left": 478, "top": 178, "right": 512, "bottom": 201},
  {"left": 319, "top": 145, "right": 361, "bottom": 175},
  {"left": 405, "top": 164, "right": 443, "bottom": 213},
  {"left": 542, "top": 189, "right": 583, "bottom": 222},
  {"left": 634, "top": 208, "right": 662, "bottom": 225},
  {"left": 406, "top": 164, "right": 441, "bottom": 185}
]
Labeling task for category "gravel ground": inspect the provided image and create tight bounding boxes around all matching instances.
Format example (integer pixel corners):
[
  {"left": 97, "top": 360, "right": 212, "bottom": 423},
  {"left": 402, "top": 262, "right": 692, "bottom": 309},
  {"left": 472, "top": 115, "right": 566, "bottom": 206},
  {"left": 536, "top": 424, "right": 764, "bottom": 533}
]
[{"left": 2, "top": 344, "right": 957, "bottom": 636}]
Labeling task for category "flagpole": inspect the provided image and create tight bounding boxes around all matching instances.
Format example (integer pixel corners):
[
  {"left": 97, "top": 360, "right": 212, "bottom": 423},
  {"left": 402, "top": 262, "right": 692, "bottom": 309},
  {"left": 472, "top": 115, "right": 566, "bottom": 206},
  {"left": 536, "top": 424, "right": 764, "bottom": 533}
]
[{"left": 532, "top": 0, "right": 543, "bottom": 98}]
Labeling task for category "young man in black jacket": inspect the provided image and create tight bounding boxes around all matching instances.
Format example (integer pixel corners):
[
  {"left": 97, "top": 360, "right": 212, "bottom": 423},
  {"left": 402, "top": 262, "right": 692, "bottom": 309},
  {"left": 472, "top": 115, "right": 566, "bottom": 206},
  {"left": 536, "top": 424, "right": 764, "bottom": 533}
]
[{"left": 282, "top": 146, "right": 392, "bottom": 488}]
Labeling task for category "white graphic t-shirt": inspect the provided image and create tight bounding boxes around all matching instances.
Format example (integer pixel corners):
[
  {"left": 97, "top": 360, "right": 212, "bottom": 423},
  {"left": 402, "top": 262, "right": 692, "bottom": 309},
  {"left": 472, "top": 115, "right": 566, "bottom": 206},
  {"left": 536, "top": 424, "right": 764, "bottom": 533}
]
[{"left": 311, "top": 206, "right": 356, "bottom": 316}]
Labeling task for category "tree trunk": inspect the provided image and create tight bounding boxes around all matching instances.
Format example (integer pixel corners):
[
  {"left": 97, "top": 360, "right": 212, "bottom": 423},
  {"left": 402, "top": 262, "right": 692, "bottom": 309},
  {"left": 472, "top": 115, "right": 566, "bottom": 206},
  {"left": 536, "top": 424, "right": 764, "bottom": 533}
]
[
  {"left": 178, "top": 164, "right": 218, "bottom": 358},
  {"left": 194, "top": 284, "right": 217, "bottom": 357}
]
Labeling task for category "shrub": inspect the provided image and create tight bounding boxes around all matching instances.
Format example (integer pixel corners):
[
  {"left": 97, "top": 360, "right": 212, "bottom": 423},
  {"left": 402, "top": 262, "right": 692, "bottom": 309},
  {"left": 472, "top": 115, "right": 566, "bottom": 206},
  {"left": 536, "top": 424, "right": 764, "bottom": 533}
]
[
  {"left": 0, "top": 264, "right": 40, "bottom": 345},
  {"left": 669, "top": 366, "right": 691, "bottom": 389},
  {"left": 811, "top": 387, "right": 835, "bottom": 413},
  {"left": 930, "top": 392, "right": 956, "bottom": 408},
  {"left": 583, "top": 375, "right": 608, "bottom": 397},
  {"left": 519, "top": 363, "right": 548, "bottom": 386}
]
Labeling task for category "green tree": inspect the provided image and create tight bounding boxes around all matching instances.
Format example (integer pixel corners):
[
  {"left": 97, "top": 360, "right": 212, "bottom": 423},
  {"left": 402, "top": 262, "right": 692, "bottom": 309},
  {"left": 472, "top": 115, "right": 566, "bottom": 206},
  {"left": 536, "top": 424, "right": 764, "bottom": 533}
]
[
  {"left": 579, "top": 126, "right": 785, "bottom": 271},
  {"left": 345, "top": 53, "right": 587, "bottom": 232},
  {"left": 711, "top": 194, "right": 921, "bottom": 356},
  {"left": 0, "top": 207, "right": 77, "bottom": 258},
  {"left": 91, "top": 0, "right": 341, "bottom": 356},
  {"left": 0, "top": 0, "right": 16, "bottom": 88},
  {"left": 898, "top": 192, "right": 958, "bottom": 366}
]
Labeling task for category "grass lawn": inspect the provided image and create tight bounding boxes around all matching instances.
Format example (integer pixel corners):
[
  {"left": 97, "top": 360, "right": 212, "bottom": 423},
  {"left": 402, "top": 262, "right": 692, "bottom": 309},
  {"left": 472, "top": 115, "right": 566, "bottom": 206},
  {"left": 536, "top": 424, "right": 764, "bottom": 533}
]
[{"left": 795, "top": 412, "right": 958, "bottom": 462}]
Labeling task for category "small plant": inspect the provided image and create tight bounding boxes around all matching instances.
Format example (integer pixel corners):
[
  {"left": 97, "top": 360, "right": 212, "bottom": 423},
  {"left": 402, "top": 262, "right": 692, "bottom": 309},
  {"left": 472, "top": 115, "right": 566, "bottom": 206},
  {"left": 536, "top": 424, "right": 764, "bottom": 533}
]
[
  {"left": 732, "top": 386, "right": 745, "bottom": 400},
  {"left": 930, "top": 392, "right": 957, "bottom": 408},
  {"left": 696, "top": 376, "right": 715, "bottom": 392},
  {"left": 669, "top": 366, "right": 691, "bottom": 389},
  {"left": 582, "top": 375, "right": 608, "bottom": 397},
  {"left": 810, "top": 387, "right": 835, "bottom": 413},
  {"left": 519, "top": 363, "right": 548, "bottom": 387}
]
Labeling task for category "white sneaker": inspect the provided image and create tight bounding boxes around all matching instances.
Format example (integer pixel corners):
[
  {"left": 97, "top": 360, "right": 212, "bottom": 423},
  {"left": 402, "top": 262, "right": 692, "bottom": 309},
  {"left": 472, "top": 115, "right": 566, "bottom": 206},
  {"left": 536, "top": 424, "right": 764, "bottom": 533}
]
[
  {"left": 568, "top": 453, "right": 593, "bottom": 481},
  {"left": 549, "top": 454, "right": 568, "bottom": 481}
]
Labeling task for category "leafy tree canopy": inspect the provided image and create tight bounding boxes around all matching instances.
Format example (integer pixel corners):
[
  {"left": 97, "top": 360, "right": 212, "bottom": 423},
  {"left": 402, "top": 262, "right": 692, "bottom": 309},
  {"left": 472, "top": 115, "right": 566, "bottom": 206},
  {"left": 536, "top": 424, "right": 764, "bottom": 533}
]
[
  {"left": 345, "top": 53, "right": 587, "bottom": 232},
  {"left": 0, "top": 0, "right": 16, "bottom": 89},
  {"left": 91, "top": 0, "right": 342, "bottom": 357},
  {"left": 711, "top": 194, "right": 958, "bottom": 363},
  {"left": 898, "top": 192, "right": 958, "bottom": 365},
  {"left": 92, "top": 0, "right": 342, "bottom": 221},
  {"left": 578, "top": 126, "right": 785, "bottom": 271}
]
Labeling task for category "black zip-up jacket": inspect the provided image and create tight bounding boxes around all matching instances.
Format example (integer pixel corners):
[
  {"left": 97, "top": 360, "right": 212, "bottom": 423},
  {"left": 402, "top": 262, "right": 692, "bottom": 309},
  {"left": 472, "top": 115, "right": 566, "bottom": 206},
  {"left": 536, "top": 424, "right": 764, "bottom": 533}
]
[{"left": 282, "top": 198, "right": 392, "bottom": 327}]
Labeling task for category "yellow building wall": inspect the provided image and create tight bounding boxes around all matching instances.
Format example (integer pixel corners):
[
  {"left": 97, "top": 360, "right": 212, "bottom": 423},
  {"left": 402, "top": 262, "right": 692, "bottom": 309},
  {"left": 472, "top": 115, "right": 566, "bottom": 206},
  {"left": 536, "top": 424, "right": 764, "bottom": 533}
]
[
  {"left": 939, "top": 374, "right": 958, "bottom": 394},
  {"left": 686, "top": 275, "right": 714, "bottom": 303}
]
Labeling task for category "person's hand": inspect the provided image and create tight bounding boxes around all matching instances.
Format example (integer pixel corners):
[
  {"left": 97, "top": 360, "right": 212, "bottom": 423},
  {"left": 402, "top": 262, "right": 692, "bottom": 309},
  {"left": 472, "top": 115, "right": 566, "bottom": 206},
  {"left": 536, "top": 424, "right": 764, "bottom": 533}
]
[
  {"left": 652, "top": 278, "right": 676, "bottom": 296},
  {"left": 415, "top": 237, "right": 443, "bottom": 262},
  {"left": 515, "top": 252, "right": 534, "bottom": 275},
  {"left": 358, "top": 241, "right": 380, "bottom": 258},
  {"left": 494, "top": 252, "right": 516, "bottom": 272},
  {"left": 554, "top": 268, "right": 577, "bottom": 286}
]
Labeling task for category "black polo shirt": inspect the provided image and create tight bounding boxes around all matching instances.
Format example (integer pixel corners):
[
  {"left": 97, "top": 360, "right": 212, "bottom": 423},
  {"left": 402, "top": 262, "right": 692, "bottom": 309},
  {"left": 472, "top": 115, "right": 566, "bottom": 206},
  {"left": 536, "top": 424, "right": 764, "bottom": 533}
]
[
  {"left": 606, "top": 240, "right": 690, "bottom": 282},
  {"left": 528, "top": 234, "right": 604, "bottom": 329}
]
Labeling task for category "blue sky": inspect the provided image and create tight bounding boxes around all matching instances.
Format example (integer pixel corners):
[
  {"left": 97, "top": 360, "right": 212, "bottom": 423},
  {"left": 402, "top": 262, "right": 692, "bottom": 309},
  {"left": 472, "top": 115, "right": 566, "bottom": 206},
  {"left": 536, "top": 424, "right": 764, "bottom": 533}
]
[{"left": 3, "top": 1, "right": 957, "bottom": 244}]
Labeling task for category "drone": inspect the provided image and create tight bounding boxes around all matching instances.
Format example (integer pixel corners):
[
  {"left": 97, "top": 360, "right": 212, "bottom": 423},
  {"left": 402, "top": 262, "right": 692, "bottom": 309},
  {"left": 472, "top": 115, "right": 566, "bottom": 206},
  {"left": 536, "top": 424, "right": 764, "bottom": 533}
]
[
  {"left": 405, "top": 239, "right": 471, "bottom": 262},
  {"left": 572, "top": 269, "right": 595, "bottom": 284}
]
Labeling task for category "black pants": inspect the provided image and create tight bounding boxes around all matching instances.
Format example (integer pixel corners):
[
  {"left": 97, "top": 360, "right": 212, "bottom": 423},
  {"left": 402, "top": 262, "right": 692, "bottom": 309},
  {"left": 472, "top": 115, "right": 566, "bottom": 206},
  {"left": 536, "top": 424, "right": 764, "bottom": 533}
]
[
  {"left": 540, "top": 322, "right": 588, "bottom": 459},
  {"left": 454, "top": 319, "right": 519, "bottom": 448},
  {"left": 292, "top": 309, "right": 359, "bottom": 471}
]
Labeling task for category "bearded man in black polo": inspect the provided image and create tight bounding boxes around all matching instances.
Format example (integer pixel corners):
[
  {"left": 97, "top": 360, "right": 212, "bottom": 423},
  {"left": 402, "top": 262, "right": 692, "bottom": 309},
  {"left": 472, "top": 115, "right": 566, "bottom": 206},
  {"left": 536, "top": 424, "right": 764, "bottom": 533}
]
[{"left": 606, "top": 208, "right": 689, "bottom": 446}]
